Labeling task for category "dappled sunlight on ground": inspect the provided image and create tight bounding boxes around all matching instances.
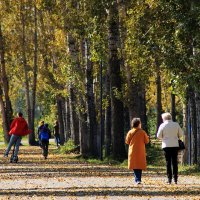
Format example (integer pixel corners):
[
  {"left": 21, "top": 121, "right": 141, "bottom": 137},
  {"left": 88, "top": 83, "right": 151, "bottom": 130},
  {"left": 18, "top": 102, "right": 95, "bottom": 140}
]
[{"left": 0, "top": 146, "right": 199, "bottom": 199}]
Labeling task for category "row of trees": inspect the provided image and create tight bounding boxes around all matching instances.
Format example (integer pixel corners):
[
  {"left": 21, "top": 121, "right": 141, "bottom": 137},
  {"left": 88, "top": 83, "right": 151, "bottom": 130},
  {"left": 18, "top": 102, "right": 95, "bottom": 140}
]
[{"left": 0, "top": 0, "right": 200, "bottom": 165}]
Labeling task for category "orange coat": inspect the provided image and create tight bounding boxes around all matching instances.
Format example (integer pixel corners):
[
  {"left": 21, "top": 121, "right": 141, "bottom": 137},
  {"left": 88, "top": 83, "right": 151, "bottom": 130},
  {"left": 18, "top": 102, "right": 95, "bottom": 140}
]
[{"left": 125, "top": 128, "right": 149, "bottom": 170}]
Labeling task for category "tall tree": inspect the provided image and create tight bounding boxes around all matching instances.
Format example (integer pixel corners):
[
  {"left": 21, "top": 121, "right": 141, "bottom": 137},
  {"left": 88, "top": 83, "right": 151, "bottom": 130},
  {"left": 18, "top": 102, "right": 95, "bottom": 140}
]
[
  {"left": 108, "top": 0, "right": 126, "bottom": 159},
  {"left": 0, "top": 24, "right": 13, "bottom": 143},
  {"left": 29, "top": 1, "right": 38, "bottom": 145}
]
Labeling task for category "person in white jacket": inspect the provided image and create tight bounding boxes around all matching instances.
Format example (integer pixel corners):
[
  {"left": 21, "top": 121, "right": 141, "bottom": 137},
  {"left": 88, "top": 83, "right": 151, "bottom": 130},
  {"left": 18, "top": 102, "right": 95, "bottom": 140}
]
[{"left": 157, "top": 112, "right": 183, "bottom": 184}]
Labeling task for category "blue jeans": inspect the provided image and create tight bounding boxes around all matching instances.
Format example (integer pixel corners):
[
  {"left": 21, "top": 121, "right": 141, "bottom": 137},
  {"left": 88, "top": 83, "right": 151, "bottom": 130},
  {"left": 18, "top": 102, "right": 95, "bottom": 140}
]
[
  {"left": 5, "top": 135, "right": 22, "bottom": 157},
  {"left": 133, "top": 169, "right": 142, "bottom": 183}
]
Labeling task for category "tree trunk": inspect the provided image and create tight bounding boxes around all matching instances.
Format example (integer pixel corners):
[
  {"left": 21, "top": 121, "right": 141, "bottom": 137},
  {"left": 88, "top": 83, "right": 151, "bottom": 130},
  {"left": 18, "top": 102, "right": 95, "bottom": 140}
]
[
  {"left": 78, "top": 96, "right": 88, "bottom": 157},
  {"left": 195, "top": 91, "right": 200, "bottom": 166},
  {"left": 108, "top": 1, "right": 126, "bottom": 160},
  {"left": 20, "top": 0, "right": 32, "bottom": 129},
  {"left": 188, "top": 88, "right": 197, "bottom": 164},
  {"left": 105, "top": 70, "right": 112, "bottom": 157},
  {"left": 182, "top": 100, "right": 188, "bottom": 164},
  {"left": 56, "top": 96, "right": 65, "bottom": 145},
  {"left": 0, "top": 24, "right": 13, "bottom": 142},
  {"left": 29, "top": 2, "right": 38, "bottom": 145},
  {"left": 85, "top": 40, "right": 98, "bottom": 157},
  {"left": 156, "top": 61, "right": 163, "bottom": 133},
  {"left": 171, "top": 93, "right": 176, "bottom": 121},
  {"left": 0, "top": 86, "right": 9, "bottom": 143},
  {"left": 69, "top": 85, "right": 79, "bottom": 145},
  {"left": 61, "top": 0, "right": 80, "bottom": 146},
  {"left": 65, "top": 98, "right": 71, "bottom": 140}
]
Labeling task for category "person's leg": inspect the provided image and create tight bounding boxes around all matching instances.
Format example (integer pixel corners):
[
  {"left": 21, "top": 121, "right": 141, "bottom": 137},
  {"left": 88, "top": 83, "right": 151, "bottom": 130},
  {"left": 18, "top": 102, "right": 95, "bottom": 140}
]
[
  {"left": 172, "top": 148, "right": 178, "bottom": 183},
  {"left": 164, "top": 148, "right": 172, "bottom": 183},
  {"left": 44, "top": 141, "right": 48, "bottom": 158},
  {"left": 133, "top": 169, "right": 142, "bottom": 183},
  {"left": 5, "top": 135, "right": 18, "bottom": 156},
  {"left": 13, "top": 136, "right": 22, "bottom": 158},
  {"left": 41, "top": 141, "right": 45, "bottom": 156},
  {"left": 46, "top": 141, "right": 49, "bottom": 157},
  {"left": 55, "top": 136, "right": 59, "bottom": 147}
]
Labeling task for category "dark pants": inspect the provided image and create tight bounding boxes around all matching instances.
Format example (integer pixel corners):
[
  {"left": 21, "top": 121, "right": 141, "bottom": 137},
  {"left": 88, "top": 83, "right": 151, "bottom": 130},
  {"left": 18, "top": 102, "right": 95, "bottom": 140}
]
[
  {"left": 55, "top": 135, "right": 60, "bottom": 147},
  {"left": 41, "top": 140, "right": 49, "bottom": 158},
  {"left": 133, "top": 169, "right": 142, "bottom": 183},
  {"left": 163, "top": 147, "right": 178, "bottom": 182}
]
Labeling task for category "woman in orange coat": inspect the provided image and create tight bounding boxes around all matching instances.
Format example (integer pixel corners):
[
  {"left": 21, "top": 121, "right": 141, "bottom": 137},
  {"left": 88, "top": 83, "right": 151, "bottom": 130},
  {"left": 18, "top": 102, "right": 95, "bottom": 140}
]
[{"left": 125, "top": 118, "right": 149, "bottom": 184}]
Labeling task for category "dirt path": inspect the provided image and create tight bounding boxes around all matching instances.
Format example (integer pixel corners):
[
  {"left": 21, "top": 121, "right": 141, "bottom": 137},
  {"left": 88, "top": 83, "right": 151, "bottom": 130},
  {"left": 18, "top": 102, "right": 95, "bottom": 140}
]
[{"left": 0, "top": 145, "right": 199, "bottom": 200}]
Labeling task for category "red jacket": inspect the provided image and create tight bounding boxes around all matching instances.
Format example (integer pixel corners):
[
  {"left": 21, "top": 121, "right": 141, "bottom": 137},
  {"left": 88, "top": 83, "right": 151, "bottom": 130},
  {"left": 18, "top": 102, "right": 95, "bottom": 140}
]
[{"left": 9, "top": 117, "right": 31, "bottom": 136}]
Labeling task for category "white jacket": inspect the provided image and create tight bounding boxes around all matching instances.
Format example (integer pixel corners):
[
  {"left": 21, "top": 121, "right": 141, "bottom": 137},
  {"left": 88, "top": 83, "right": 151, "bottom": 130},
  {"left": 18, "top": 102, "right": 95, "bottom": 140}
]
[{"left": 157, "top": 120, "right": 183, "bottom": 148}]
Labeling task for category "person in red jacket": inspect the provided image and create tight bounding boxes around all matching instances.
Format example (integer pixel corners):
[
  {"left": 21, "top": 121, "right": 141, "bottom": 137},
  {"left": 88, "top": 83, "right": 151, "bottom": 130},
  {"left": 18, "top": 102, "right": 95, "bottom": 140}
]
[{"left": 4, "top": 112, "right": 31, "bottom": 161}]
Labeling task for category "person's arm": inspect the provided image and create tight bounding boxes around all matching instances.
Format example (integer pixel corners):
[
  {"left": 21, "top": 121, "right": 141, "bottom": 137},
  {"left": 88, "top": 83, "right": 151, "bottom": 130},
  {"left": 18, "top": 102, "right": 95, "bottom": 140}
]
[
  {"left": 157, "top": 125, "right": 164, "bottom": 139},
  {"left": 177, "top": 124, "right": 183, "bottom": 138},
  {"left": 10, "top": 118, "right": 16, "bottom": 130},
  {"left": 144, "top": 132, "right": 149, "bottom": 144},
  {"left": 125, "top": 131, "right": 132, "bottom": 145}
]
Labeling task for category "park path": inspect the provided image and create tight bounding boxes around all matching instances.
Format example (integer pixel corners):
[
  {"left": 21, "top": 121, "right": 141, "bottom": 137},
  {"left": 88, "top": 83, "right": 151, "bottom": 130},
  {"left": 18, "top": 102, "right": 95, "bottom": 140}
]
[{"left": 0, "top": 145, "right": 199, "bottom": 200}]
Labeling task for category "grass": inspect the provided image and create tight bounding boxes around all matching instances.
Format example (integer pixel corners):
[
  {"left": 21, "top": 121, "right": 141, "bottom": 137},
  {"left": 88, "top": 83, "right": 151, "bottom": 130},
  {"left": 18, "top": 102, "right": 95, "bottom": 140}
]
[
  {"left": 58, "top": 139, "right": 79, "bottom": 154},
  {"left": 179, "top": 165, "right": 200, "bottom": 176}
]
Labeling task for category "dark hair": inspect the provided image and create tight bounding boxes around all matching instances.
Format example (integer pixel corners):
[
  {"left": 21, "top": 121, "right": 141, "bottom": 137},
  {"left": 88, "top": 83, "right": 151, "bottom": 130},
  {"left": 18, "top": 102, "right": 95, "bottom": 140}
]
[
  {"left": 18, "top": 112, "right": 23, "bottom": 117},
  {"left": 131, "top": 118, "right": 141, "bottom": 128}
]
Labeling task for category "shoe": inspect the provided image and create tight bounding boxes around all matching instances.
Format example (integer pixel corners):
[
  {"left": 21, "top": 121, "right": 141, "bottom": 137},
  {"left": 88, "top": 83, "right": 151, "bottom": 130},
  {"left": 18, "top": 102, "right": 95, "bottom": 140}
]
[
  {"left": 174, "top": 181, "right": 177, "bottom": 184},
  {"left": 136, "top": 181, "right": 141, "bottom": 185},
  {"left": 13, "top": 156, "right": 18, "bottom": 163},
  {"left": 166, "top": 179, "right": 172, "bottom": 184},
  {"left": 3, "top": 154, "right": 8, "bottom": 158}
]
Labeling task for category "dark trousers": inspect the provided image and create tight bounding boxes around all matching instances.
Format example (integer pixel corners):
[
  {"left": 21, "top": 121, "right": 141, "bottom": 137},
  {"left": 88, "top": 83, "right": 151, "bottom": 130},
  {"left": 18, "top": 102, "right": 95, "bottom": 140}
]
[
  {"left": 133, "top": 169, "right": 142, "bottom": 183},
  {"left": 55, "top": 135, "right": 60, "bottom": 147},
  {"left": 41, "top": 140, "right": 49, "bottom": 158},
  {"left": 163, "top": 147, "right": 178, "bottom": 182}
]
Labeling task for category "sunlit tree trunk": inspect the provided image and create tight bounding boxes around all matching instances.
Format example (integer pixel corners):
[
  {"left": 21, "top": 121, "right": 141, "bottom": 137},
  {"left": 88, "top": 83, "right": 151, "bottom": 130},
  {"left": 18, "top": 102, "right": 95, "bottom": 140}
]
[
  {"left": 65, "top": 98, "right": 71, "bottom": 140},
  {"left": 29, "top": 2, "right": 38, "bottom": 145},
  {"left": 118, "top": 0, "right": 147, "bottom": 131},
  {"left": 155, "top": 61, "right": 163, "bottom": 133},
  {"left": 20, "top": 0, "right": 32, "bottom": 130}
]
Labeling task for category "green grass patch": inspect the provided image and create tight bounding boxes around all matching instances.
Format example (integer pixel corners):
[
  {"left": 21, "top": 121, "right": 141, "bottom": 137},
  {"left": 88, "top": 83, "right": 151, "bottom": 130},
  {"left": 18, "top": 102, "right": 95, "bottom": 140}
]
[
  {"left": 58, "top": 139, "right": 79, "bottom": 154},
  {"left": 179, "top": 165, "right": 200, "bottom": 176}
]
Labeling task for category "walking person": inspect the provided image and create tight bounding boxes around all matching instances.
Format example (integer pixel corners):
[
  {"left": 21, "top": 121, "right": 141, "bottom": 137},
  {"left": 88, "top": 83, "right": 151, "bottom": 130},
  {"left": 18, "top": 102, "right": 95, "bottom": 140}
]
[
  {"left": 53, "top": 120, "right": 60, "bottom": 148},
  {"left": 125, "top": 118, "right": 149, "bottom": 185},
  {"left": 39, "top": 123, "right": 51, "bottom": 159},
  {"left": 157, "top": 112, "right": 183, "bottom": 184},
  {"left": 4, "top": 112, "right": 31, "bottom": 162},
  {"left": 37, "top": 120, "right": 45, "bottom": 146}
]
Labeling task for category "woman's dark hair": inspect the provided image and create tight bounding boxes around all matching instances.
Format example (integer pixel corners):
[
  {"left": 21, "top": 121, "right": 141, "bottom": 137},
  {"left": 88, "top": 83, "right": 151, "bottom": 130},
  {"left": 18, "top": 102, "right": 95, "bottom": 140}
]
[
  {"left": 18, "top": 112, "right": 23, "bottom": 117},
  {"left": 131, "top": 118, "right": 141, "bottom": 128}
]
